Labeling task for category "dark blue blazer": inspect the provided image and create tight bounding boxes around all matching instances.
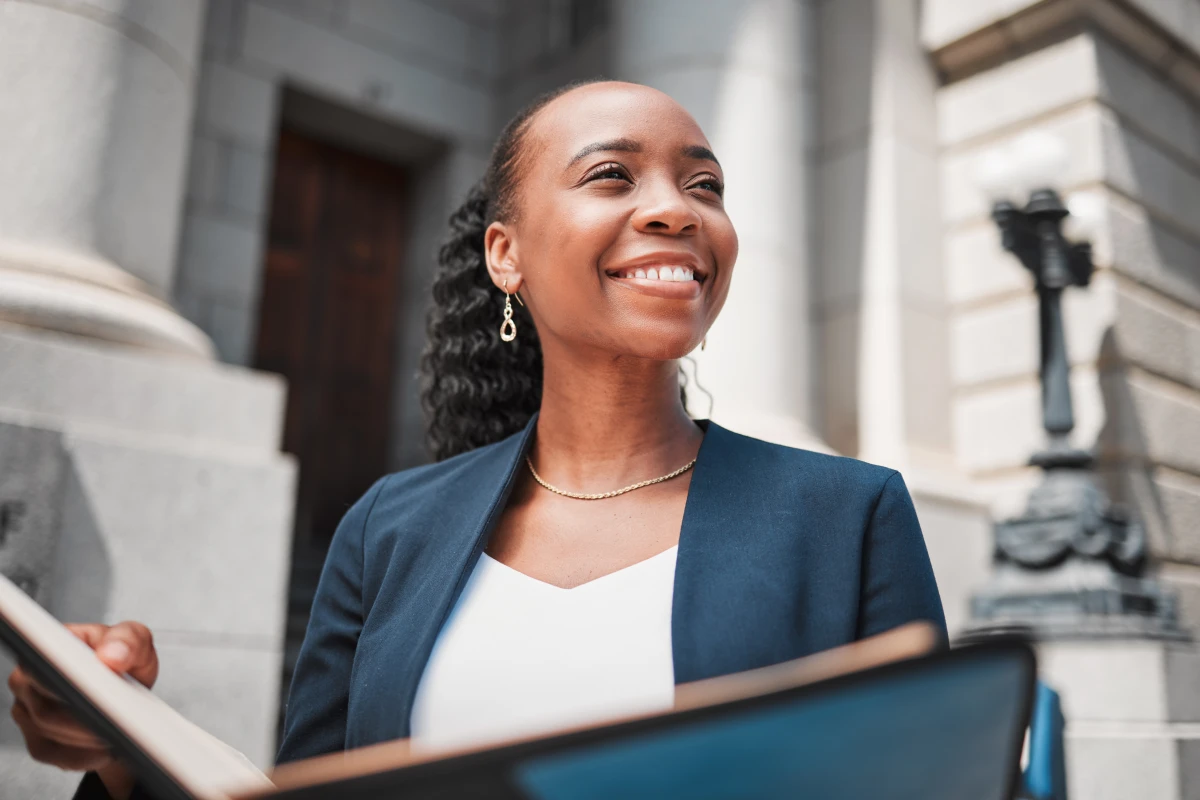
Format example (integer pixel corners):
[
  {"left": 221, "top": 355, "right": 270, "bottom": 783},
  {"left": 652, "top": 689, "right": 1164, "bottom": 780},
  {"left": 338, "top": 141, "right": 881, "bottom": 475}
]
[{"left": 275, "top": 416, "right": 946, "bottom": 764}]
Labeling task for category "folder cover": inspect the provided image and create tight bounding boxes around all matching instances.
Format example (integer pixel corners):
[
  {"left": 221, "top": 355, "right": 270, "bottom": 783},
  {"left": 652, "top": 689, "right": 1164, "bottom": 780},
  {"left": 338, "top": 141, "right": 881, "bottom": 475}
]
[{"left": 0, "top": 573, "right": 1035, "bottom": 800}]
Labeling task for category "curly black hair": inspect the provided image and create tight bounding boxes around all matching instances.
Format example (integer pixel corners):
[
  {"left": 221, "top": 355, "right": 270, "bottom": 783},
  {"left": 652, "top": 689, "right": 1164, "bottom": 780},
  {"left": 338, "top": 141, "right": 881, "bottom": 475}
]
[{"left": 420, "top": 81, "right": 594, "bottom": 461}]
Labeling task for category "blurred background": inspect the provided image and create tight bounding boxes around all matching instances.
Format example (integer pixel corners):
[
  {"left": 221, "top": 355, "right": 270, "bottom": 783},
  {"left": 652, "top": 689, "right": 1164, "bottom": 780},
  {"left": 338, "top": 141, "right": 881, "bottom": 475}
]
[{"left": 1, "top": 0, "right": 1198, "bottom": 797}]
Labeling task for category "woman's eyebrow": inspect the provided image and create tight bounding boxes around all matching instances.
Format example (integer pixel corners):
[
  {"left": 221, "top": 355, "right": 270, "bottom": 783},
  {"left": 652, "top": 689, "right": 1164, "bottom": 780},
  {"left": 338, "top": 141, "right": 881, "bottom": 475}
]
[
  {"left": 566, "top": 138, "right": 642, "bottom": 167},
  {"left": 683, "top": 144, "right": 720, "bottom": 167}
]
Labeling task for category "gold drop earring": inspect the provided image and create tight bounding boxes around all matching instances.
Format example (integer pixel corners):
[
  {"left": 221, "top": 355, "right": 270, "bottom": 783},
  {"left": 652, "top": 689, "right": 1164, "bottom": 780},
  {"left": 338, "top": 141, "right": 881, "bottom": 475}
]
[{"left": 500, "top": 278, "right": 522, "bottom": 342}]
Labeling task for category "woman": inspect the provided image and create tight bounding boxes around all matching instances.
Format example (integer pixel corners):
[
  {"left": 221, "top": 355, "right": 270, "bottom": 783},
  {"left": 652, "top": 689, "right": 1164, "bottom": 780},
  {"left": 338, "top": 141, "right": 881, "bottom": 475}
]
[{"left": 9, "top": 80, "right": 945, "bottom": 798}]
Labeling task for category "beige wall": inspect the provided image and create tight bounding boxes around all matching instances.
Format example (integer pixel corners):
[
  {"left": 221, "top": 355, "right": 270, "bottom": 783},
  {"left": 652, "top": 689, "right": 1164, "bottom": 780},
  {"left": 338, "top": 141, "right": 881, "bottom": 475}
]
[{"left": 929, "top": 8, "right": 1200, "bottom": 618}]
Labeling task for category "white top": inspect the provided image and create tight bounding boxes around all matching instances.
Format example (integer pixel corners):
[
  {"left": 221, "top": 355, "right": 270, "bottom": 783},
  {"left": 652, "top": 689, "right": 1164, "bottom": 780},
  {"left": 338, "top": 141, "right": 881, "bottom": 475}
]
[{"left": 409, "top": 546, "right": 679, "bottom": 751}]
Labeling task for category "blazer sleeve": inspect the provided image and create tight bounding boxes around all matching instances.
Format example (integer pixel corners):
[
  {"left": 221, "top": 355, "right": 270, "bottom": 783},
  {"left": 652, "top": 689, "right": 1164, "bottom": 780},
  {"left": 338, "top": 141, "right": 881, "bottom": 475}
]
[
  {"left": 856, "top": 471, "right": 948, "bottom": 641},
  {"left": 275, "top": 477, "right": 387, "bottom": 765}
]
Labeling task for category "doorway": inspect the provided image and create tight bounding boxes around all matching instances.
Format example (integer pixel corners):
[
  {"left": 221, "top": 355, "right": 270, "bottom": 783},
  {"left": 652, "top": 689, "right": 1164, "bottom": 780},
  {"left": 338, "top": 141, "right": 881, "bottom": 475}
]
[{"left": 253, "top": 128, "right": 408, "bottom": 725}]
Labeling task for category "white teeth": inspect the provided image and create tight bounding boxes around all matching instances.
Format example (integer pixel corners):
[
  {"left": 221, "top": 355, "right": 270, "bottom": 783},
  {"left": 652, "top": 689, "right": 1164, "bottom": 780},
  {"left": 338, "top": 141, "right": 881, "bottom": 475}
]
[{"left": 615, "top": 267, "right": 697, "bottom": 281}]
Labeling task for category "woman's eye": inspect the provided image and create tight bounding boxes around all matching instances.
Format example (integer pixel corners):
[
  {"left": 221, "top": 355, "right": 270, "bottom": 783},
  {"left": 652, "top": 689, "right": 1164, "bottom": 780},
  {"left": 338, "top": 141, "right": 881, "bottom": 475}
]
[
  {"left": 690, "top": 178, "right": 724, "bottom": 197},
  {"left": 585, "top": 164, "right": 630, "bottom": 183}
]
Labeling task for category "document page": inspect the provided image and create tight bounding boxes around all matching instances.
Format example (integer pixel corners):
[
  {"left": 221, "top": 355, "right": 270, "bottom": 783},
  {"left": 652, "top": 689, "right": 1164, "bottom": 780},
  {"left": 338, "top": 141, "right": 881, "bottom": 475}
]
[{"left": 0, "top": 574, "right": 274, "bottom": 800}]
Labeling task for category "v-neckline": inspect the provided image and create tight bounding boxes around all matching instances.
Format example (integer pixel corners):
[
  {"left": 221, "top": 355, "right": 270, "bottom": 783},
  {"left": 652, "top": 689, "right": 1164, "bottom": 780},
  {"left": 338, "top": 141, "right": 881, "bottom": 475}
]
[
  {"left": 366, "top": 416, "right": 737, "bottom": 744},
  {"left": 480, "top": 545, "right": 679, "bottom": 592}
]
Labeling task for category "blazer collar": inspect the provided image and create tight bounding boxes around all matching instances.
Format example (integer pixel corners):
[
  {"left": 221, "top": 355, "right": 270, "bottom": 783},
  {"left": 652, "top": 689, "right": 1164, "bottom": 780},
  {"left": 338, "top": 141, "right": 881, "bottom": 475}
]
[
  {"left": 391, "top": 412, "right": 733, "bottom": 736},
  {"left": 455, "top": 412, "right": 733, "bottom": 684}
]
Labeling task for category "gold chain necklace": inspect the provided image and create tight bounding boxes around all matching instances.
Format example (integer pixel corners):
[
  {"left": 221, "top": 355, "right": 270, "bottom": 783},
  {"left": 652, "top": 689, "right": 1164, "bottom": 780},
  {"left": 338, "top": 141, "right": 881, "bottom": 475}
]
[{"left": 525, "top": 456, "right": 697, "bottom": 500}]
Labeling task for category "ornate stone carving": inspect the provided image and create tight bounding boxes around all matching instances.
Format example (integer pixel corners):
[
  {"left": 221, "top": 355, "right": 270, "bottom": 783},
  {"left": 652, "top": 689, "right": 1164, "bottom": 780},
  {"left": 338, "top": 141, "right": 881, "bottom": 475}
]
[{"left": 993, "top": 466, "right": 1144, "bottom": 574}]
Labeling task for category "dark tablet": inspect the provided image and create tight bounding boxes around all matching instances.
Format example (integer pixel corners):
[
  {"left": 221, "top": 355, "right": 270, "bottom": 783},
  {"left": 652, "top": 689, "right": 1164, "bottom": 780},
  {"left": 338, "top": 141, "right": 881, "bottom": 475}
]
[{"left": 267, "top": 636, "right": 1035, "bottom": 800}]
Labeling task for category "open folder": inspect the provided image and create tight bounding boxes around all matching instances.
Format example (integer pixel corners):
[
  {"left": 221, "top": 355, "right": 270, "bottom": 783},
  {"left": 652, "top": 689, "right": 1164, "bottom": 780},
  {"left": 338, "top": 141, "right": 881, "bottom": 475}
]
[{"left": 0, "top": 573, "right": 1036, "bottom": 800}]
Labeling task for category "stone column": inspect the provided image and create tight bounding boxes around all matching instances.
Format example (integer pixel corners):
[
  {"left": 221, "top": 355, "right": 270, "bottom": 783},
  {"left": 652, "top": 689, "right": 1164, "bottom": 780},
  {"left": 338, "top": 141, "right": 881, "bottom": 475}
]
[
  {"left": 0, "top": 0, "right": 212, "bottom": 358},
  {"left": 815, "top": 0, "right": 958, "bottom": 472},
  {"left": 813, "top": 0, "right": 992, "bottom": 633},
  {"left": 0, "top": 4, "right": 298, "bottom": 793},
  {"left": 611, "top": 0, "right": 827, "bottom": 450}
]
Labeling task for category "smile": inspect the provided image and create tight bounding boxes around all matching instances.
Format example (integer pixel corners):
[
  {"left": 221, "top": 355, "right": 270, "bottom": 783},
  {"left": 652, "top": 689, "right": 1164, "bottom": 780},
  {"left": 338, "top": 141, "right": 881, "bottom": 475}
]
[
  {"left": 614, "top": 266, "right": 695, "bottom": 282},
  {"left": 605, "top": 266, "right": 704, "bottom": 300}
]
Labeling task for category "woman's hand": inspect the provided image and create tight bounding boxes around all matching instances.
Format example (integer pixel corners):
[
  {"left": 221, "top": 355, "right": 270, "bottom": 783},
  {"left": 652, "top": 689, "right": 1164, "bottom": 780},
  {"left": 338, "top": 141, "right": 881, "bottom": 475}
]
[{"left": 8, "top": 621, "right": 158, "bottom": 799}]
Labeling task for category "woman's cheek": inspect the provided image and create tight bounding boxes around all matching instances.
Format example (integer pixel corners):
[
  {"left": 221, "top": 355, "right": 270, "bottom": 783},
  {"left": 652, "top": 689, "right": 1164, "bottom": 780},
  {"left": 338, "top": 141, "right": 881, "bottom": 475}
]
[{"left": 709, "top": 210, "right": 738, "bottom": 263}]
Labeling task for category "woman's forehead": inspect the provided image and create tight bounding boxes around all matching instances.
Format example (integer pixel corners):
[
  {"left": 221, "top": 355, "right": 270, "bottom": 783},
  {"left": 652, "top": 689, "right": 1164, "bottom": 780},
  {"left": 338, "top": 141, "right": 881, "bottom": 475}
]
[{"left": 527, "top": 82, "right": 713, "bottom": 164}]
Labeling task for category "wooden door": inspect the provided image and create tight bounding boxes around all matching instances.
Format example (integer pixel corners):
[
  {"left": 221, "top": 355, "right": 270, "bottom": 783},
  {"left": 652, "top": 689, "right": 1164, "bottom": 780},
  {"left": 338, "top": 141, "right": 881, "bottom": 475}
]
[{"left": 254, "top": 129, "right": 407, "bottom": 565}]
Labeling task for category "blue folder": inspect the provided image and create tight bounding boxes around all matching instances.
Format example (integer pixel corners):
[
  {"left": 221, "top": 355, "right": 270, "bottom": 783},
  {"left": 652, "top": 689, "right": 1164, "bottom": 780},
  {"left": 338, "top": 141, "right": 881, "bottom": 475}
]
[{"left": 269, "top": 636, "right": 1036, "bottom": 800}]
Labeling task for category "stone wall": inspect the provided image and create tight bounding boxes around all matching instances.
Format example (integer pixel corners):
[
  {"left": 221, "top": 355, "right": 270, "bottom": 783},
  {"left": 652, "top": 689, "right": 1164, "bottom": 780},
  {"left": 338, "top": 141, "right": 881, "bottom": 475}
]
[
  {"left": 927, "top": 4, "right": 1200, "bottom": 796},
  {"left": 0, "top": 325, "right": 297, "bottom": 794},
  {"left": 934, "top": 23, "right": 1200, "bottom": 620}
]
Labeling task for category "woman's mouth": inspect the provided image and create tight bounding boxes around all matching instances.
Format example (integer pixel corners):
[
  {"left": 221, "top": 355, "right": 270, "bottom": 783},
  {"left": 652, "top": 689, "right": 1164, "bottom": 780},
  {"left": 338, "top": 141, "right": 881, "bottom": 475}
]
[
  {"left": 605, "top": 265, "right": 705, "bottom": 299},
  {"left": 614, "top": 266, "right": 695, "bottom": 282}
]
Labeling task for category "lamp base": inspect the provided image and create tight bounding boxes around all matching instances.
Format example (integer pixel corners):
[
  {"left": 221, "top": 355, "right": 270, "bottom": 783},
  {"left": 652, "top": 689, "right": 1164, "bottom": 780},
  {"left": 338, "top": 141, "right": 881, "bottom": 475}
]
[{"left": 969, "top": 562, "right": 1189, "bottom": 641}]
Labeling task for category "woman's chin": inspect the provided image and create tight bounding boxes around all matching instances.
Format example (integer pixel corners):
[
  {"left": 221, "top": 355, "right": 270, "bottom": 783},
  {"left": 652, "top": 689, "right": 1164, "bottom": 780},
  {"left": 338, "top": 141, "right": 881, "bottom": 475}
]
[{"left": 606, "top": 332, "right": 705, "bottom": 362}]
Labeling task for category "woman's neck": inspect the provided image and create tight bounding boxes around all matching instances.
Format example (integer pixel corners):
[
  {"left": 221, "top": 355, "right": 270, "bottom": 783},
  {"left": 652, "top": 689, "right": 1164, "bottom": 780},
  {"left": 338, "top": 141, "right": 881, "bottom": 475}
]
[{"left": 531, "top": 343, "right": 704, "bottom": 487}]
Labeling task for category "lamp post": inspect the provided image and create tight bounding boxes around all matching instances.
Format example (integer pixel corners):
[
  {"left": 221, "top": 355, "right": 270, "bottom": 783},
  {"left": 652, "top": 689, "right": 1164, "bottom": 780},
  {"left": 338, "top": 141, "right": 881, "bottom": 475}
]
[{"left": 967, "top": 133, "right": 1187, "bottom": 641}]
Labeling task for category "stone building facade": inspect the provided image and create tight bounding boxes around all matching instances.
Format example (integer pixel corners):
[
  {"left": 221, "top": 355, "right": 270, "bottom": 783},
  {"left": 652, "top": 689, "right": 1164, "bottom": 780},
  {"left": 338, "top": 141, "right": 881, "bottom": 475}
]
[{"left": 1, "top": 0, "right": 1198, "bottom": 797}]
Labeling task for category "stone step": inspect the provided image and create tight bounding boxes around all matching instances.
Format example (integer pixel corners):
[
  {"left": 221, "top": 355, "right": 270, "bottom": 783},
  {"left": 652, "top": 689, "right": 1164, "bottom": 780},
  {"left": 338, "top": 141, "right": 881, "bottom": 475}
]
[
  {"left": 45, "top": 430, "right": 297, "bottom": 645},
  {"left": 0, "top": 324, "right": 286, "bottom": 453},
  {"left": 1039, "top": 640, "right": 1200, "bottom": 800}
]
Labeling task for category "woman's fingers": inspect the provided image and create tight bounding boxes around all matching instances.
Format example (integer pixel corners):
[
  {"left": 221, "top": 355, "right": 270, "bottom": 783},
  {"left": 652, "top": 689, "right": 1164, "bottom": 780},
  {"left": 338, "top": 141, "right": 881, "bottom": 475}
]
[
  {"left": 5, "top": 619, "right": 157, "bottom": 776},
  {"left": 8, "top": 666, "right": 105, "bottom": 749},
  {"left": 11, "top": 701, "right": 112, "bottom": 772},
  {"left": 67, "top": 621, "right": 159, "bottom": 688},
  {"left": 63, "top": 623, "right": 110, "bottom": 649},
  {"left": 16, "top": 685, "right": 107, "bottom": 749}
]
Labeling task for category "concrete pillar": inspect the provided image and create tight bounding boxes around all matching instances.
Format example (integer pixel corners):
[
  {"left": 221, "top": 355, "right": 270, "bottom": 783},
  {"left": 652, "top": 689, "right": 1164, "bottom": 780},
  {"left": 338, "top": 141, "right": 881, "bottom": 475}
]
[
  {"left": 0, "top": 4, "right": 297, "bottom": 793},
  {"left": 815, "top": 0, "right": 955, "bottom": 471},
  {"left": 0, "top": 0, "right": 213, "bottom": 358},
  {"left": 611, "top": 0, "right": 827, "bottom": 450},
  {"left": 814, "top": 0, "right": 992, "bottom": 633}
]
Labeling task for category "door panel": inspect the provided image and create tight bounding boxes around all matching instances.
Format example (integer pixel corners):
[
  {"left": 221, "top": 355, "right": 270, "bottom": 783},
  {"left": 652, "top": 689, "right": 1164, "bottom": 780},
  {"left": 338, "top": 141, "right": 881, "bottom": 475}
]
[
  {"left": 254, "top": 129, "right": 408, "bottom": 732},
  {"left": 255, "top": 130, "right": 407, "bottom": 557}
]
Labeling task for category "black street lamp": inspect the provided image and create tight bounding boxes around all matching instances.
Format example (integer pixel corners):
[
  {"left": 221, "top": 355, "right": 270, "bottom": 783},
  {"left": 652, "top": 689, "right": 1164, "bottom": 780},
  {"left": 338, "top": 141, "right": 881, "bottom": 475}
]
[{"left": 967, "top": 133, "right": 1186, "bottom": 641}]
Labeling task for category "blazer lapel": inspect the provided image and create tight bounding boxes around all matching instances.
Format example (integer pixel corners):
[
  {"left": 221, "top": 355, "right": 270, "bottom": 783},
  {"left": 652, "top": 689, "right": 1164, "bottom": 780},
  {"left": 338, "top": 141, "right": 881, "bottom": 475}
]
[
  {"left": 365, "top": 415, "right": 778, "bottom": 744},
  {"left": 672, "top": 420, "right": 776, "bottom": 683},
  {"left": 358, "top": 413, "right": 537, "bottom": 744}
]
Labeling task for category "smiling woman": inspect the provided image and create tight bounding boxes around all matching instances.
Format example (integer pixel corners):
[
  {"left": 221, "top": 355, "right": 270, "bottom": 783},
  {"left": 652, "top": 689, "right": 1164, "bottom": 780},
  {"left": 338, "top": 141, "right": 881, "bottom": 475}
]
[
  {"left": 420, "top": 79, "right": 737, "bottom": 463},
  {"left": 10, "top": 80, "right": 947, "bottom": 800}
]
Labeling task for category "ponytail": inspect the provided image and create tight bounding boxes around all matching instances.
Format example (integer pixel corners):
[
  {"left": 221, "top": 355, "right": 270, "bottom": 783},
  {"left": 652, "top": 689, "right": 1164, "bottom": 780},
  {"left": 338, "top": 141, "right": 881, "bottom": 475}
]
[
  {"left": 422, "top": 78, "right": 659, "bottom": 461},
  {"left": 419, "top": 180, "right": 542, "bottom": 461}
]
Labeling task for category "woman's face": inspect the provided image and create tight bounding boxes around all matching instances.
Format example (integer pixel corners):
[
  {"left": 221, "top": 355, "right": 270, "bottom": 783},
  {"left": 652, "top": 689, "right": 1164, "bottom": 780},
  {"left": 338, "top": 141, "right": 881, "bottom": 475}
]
[{"left": 485, "top": 82, "right": 738, "bottom": 362}]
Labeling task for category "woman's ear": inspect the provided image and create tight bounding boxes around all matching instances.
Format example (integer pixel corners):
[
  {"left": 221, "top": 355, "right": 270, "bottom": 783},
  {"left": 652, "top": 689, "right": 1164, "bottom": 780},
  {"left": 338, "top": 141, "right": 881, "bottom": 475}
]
[{"left": 484, "top": 221, "right": 523, "bottom": 294}]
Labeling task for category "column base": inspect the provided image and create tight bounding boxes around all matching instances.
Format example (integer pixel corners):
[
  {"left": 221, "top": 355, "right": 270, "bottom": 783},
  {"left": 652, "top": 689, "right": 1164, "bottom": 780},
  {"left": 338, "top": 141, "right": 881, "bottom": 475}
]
[
  {"left": 969, "top": 563, "right": 1191, "bottom": 642},
  {"left": 0, "top": 328, "right": 294, "bottom": 773},
  {"left": 1037, "top": 639, "right": 1200, "bottom": 800},
  {"left": 0, "top": 243, "right": 213, "bottom": 359}
]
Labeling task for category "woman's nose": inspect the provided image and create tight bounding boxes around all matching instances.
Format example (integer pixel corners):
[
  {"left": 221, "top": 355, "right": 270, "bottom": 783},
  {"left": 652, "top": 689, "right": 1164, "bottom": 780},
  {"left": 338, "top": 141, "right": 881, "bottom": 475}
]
[{"left": 631, "top": 182, "right": 702, "bottom": 235}]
